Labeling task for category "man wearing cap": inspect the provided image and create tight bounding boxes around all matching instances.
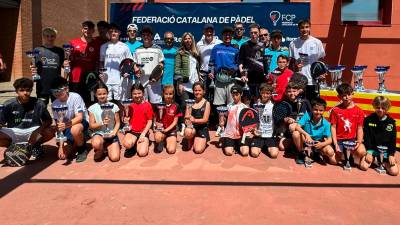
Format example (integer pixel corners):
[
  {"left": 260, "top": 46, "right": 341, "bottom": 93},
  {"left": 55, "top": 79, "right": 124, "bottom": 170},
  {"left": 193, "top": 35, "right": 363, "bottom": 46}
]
[
  {"left": 264, "top": 29, "right": 289, "bottom": 73},
  {"left": 231, "top": 22, "right": 250, "bottom": 49},
  {"left": 209, "top": 26, "right": 239, "bottom": 108},
  {"left": 100, "top": 23, "right": 133, "bottom": 101},
  {"left": 162, "top": 31, "right": 178, "bottom": 86},
  {"left": 133, "top": 25, "right": 164, "bottom": 104},
  {"left": 125, "top": 23, "right": 143, "bottom": 55}
]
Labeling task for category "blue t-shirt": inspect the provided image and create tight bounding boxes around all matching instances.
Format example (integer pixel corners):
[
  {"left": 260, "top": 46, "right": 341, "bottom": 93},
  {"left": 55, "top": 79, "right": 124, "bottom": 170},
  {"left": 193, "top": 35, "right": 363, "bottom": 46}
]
[
  {"left": 298, "top": 111, "right": 331, "bottom": 141},
  {"left": 209, "top": 43, "right": 239, "bottom": 72},
  {"left": 264, "top": 47, "right": 289, "bottom": 72},
  {"left": 162, "top": 47, "right": 178, "bottom": 85},
  {"left": 125, "top": 40, "right": 143, "bottom": 55},
  {"left": 231, "top": 36, "right": 249, "bottom": 49}
]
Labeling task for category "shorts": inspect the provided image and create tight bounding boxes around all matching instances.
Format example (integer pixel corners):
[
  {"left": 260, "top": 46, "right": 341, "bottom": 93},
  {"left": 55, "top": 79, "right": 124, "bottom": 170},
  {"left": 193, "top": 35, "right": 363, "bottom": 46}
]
[
  {"left": 65, "top": 120, "right": 89, "bottom": 144},
  {"left": 128, "top": 131, "right": 149, "bottom": 139},
  {"left": 213, "top": 81, "right": 234, "bottom": 106},
  {"left": 367, "top": 149, "right": 389, "bottom": 162},
  {"left": 107, "top": 83, "right": 122, "bottom": 101},
  {"left": 194, "top": 126, "right": 210, "bottom": 141},
  {"left": 251, "top": 137, "right": 278, "bottom": 148},
  {"left": 144, "top": 82, "right": 162, "bottom": 104},
  {"left": 92, "top": 133, "right": 119, "bottom": 144},
  {"left": 120, "top": 78, "right": 135, "bottom": 100},
  {"left": 336, "top": 139, "right": 357, "bottom": 152},
  {"left": 0, "top": 126, "right": 40, "bottom": 144},
  {"left": 164, "top": 130, "right": 177, "bottom": 137},
  {"left": 222, "top": 137, "right": 251, "bottom": 148}
]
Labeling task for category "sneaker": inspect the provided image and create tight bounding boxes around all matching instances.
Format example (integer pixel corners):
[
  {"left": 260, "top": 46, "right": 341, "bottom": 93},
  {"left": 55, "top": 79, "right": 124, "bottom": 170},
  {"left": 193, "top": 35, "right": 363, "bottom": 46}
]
[
  {"left": 295, "top": 153, "right": 306, "bottom": 165},
  {"left": 124, "top": 148, "right": 136, "bottom": 158},
  {"left": 31, "top": 144, "right": 44, "bottom": 160},
  {"left": 76, "top": 149, "right": 88, "bottom": 163}
]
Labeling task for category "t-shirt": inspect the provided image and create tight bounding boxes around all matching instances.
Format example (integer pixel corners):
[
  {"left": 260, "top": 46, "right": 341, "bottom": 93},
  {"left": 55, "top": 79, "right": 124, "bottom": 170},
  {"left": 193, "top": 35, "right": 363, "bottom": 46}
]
[
  {"left": 128, "top": 101, "right": 153, "bottom": 133},
  {"left": 52, "top": 92, "right": 88, "bottom": 121},
  {"left": 238, "top": 40, "right": 265, "bottom": 84},
  {"left": 329, "top": 104, "right": 364, "bottom": 140},
  {"left": 88, "top": 102, "right": 120, "bottom": 135},
  {"left": 34, "top": 46, "right": 64, "bottom": 95},
  {"left": 196, "top": 36, "right": 222, "bottom": 72},
  {"left": 155, "top": 103, "right": 182, "bottom": 132},
  {"left": 268, "top": 68, "right": 294, "bottom": 102},
  {"left": 259, "top": 101, "right": 274, "bottom": 138},
  {"left": 289, "top": 36, "right": 325, "bottom": 85},
  {"left": 298, "top": 111, "right": 331, "bottom": 141},
  {"left": 133, "top": 44, "right": 164, "bottom": 84},
  {"left": 162, "top": 46, "right": 178, "bottom": 85},
  {"left": 363, "top": 113, "right": 397, "bottom": 155},
  {"left": 222, "top": 102, "right": 247, "bottom": 139},
  {"left": 125, "top": 40, "right": 143, "bottom": 55},
  {"left": 209, "top": 43, "right": 239, "bottom": 72},
  {"left": 264, "top": 46, "right": 289, "bottom": 72},
  {"left": 100, "top": 41, "right": 133, "bottom": 85},
  {"left": 231, "top": 36, "right": 250, "bottom": 49},
  {"left": 0, "top": 97, "right": 51, "bottom": 129},
  {"left": 69, "top": 38, "right": 101, "bottom": 83}
]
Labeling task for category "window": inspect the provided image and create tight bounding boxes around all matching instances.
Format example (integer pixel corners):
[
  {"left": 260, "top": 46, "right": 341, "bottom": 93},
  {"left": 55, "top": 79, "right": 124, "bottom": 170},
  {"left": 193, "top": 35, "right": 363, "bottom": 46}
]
[{"left": 341, "top": 0, "right": 392, "bottom": 26}]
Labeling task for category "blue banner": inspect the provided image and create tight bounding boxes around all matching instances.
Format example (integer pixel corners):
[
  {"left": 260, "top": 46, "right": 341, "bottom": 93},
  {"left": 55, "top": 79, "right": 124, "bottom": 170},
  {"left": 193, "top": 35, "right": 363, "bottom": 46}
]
[{"left": 110, "top": 2, "right": 310, "bottom": 47}]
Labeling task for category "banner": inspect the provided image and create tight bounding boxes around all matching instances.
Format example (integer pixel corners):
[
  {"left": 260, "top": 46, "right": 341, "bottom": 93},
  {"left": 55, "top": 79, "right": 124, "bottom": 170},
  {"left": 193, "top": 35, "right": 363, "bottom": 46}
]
[{"left": 110, "top": 2, "right": 310, "bottom": 47}]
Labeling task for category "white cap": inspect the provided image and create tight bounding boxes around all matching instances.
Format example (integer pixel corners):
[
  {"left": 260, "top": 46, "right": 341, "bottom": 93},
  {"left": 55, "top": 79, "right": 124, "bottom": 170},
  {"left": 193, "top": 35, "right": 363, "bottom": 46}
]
[{"left": 127, "top": 23, "right": 138, "bottom": 31}]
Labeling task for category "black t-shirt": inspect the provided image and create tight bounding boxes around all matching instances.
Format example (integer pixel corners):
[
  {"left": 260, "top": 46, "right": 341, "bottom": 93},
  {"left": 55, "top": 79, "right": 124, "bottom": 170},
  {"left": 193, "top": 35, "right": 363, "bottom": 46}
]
[
  {"left": 363, "top": 113, "right": 397, "bottom": 155},
  {"left": 238, "top": 40, "right": 265, "bottom": 84},
  {"left": 34, "top": 46, "right": 65, "bottom": 95},
  {"left": 0, "top": 97, "right": 52, "bottom": 129}
]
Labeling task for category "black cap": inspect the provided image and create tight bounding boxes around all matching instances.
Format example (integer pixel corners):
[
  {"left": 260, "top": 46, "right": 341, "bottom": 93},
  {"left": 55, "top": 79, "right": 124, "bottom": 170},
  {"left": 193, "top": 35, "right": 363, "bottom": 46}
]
[
  {"left": 203, "top": 23, "right": 214, "bottom": 30},
  {"left": 270, "top": 29, "right": 283, "bottom": 38},
  {"left": 140, "top": 25, "right": 153, "bottom": 35},
  {"left": 222, "top": 26, "right": 234, "bottom": 35},
  {"left": 230, "top": 84, "right": 243, "bottom": 94}
]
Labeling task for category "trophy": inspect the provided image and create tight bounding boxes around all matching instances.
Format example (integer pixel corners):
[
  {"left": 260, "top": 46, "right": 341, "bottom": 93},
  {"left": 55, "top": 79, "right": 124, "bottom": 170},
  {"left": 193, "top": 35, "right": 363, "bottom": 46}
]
[
  {"left": 263, "top": 54, "right": 273, "bottom": 76},
  {"left": 328, "top": 65, "right": 345, "bottom": 90},
  {"left": 298, "top": 52, "right": 308, "bottom": 66},
  {"left": 155, "top": 102, "right": 166, "bottom": 131},
  {"left": 351, "top": 65, "right": 367, "bottom": 92},
  {"left": 215, "top": 106, "right": 228, "bottom": 137},
  {"left": 253, "top": 102, "right": 265, "bottom": 131},
  {"left": 295, "top": 97, "right": 304, "bottom": 122},
  {"left": 375, "top": 66, "right": 390, "bottom": 93},
  {"left": 51, "top": 105, "right": 68, "bottom": 143},
  {"left": 26, "top": 50, "right": 41, "bottom": 81},
  {"left": 100, "top": 103, "right": 114, "bottom": 138},
  {"left": 62, "top": 44, "right": 73, "bottom": 74},
  {"left": 376, "top": 145, "right": 388, "bottom": 174},
  {"left": 208, "top": 62, "right": 215, "bottom": 89},
  {"left": 184, "top": 99, "right": 196, "bottom": 129},
  {"left": 121, "top": 99, "right": 132, "bottom": 132},
  {"left": 270, "top": 69, "right": 281, "bottom": 96},
  {"left": 99, "top": 68, "right": 107, "bottom": 82},
  {"left": 303, "top": 141, "right": 317, "bottom": 168},
  {"left": 342, "top": 140, "right": 356, "bottom": 171},
  {"left": 242, "top": 68, "right": 250, "bottom": 91}
]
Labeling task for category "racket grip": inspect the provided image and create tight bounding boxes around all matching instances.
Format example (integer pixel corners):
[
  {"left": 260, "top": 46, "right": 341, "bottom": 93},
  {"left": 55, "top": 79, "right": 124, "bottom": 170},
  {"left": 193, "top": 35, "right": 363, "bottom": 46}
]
[
  {"left": 241, "top": 133, "right": 247, "bottom": 144},
  {"left": 216, "top": 126, "right": 222, "bottom": 137},
  {"left": 179, "top": 123, "right": 186, "bottom": 136},
  {"left": 142, "top": 80, "right": 149, "bottom": 87}
]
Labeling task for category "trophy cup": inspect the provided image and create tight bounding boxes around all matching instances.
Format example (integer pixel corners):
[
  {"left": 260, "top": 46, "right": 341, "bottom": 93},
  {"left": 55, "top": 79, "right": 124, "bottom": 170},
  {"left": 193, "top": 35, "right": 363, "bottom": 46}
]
[
  {"left": 184, "top": 99, "right": 196, "bottom": 128},
  {"left": 376, "top": 145, "right": 388, "bottom": 174},
  {"left": 298, "top": 52, "right": 308, "bottom": 66},
  {"left": 263, "top": 54, "right": 273, "bottom": 77},
  {"left": 328, "top": 65, "right": 345, "bottom": 90},
  {"left": 215, "top": 106, "right": 228, "bottom": 137},
  {"left": 295, "top": 97, "right": 304, "bottom": 122},
  {"left": 208, "top": 62, "right": 215, "bottom": 89},
  {"left": 155, "top": 102, "right": 166, "bottom": 131},
  {"left": 99, "top": 68, "right": 107, "bottom": 82},
  {"left": 253, "top": 102, "right": 265, "bottom": 130},
  {"left": 303, "top": 141, "right": 316, "bottom": 168},
  {"left": 351, "top": 65, "right": 367, "bottom": 92},
  {"left": 62, "top": 44, "right": 73, "bottom": 74},
  {"left": 342, "top": 140, "right": 356, "bottom": 171},
  {"left": 270, "top": 69, "right": 281, "bottom": 96},
  {"left": 51, "top": 105, "right": 68, "bottom": 143},
  {"left": 375, "top": 66, "right": 390, "bottom": 93},
  {"left": 100, "top": 103, "right": 114, "bottom": 138},
  {"left": 242, "top": 68, "right": 250, "bottom": 91},
  {"left": 121, "top": 99, "right": 132, "bottom": 132},
  {"left": 26, "top": 50, "right": 41, "bottom": 81}
]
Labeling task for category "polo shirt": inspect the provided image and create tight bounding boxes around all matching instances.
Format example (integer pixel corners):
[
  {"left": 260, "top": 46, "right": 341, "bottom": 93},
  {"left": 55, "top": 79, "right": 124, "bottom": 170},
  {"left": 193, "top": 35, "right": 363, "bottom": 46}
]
[{"left": 298, "top": 111, "right": 331, "bottom": 141}]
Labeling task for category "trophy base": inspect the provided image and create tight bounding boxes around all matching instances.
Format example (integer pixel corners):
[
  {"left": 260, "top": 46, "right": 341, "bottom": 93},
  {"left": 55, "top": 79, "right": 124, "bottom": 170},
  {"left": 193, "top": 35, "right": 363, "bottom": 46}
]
[
  {"left": 272, "top": 93, "right": 278, "bottom": 97},
  {"left": 304, "top": 159, "right": 313, "bottom": 168},
  {"left": 55, "top": 136, "right": 67, "bottom": 143},
  {"left": 32, "top": 75, "right": 41, "bottom": 82},
  {"left": 375, "top": 167, "right": 386, "bottom": 174},
  {"left": 343, "top": 162, "right": 352, "bottom": 171}
]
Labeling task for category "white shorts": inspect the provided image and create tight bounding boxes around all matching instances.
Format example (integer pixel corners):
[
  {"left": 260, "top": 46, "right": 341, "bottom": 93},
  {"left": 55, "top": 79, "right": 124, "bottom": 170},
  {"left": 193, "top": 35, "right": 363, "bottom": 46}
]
[
  {"left": 213, "top": 81, "right": 234, "bottom": 106},
  {"left": 120, "top": 78, "right": 134, "bottom": 100},
  {"left": 107, "top": 84, "right": 122, "bottom": 101},
  {"left": 0, "top": 126, "right": 40, "bottom": 144}
]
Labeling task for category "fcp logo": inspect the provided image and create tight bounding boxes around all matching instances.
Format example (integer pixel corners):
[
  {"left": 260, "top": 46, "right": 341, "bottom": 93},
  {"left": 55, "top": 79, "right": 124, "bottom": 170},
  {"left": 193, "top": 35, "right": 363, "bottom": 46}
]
[{"left": 269, "top": 11, "right": 281, "bottom": 26}]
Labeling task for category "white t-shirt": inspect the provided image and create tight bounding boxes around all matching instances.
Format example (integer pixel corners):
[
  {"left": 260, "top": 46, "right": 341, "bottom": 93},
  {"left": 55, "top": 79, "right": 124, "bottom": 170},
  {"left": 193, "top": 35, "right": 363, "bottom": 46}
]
[
  {"left": 259, "top": 101, "right": 274, "bottom": 138},
  {"left": 222, "top": 102, "right": 247, "bottom": 139},
  {"left": 133, "top": 44, "right": 164, "bottom": 84},
  {"left": 52, "top": 92, "right": 88, "bottom": 121},
  {"left": 196, "top": 36, "right": 222, "bottom": 72},
  {"left": 100, "top": 41, "right": 133, "bottom": 85},
  {"left": 289, "top": 36, "right": 325, "bottom": 85},
  {"left": 183, "top": 55, "right": 200, "bottom": 93},
  {"left": 88, "top": 102, "right": 119, "bottom": 135}
]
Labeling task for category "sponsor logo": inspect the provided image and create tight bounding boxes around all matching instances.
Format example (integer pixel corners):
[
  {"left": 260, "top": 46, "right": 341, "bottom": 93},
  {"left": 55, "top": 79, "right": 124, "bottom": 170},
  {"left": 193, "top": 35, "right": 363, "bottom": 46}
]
[
  {"left": 386, "top": 124, "right": 393, "bottom": 132},
  {"left": 269, "top": 10, "right": 298, "bottom": 27},
  {"left": 269, "top": 11, "right": 281, "bottom": 26},
  {"left": 89, "top": 47, "right": 94, "bottom": 52}
]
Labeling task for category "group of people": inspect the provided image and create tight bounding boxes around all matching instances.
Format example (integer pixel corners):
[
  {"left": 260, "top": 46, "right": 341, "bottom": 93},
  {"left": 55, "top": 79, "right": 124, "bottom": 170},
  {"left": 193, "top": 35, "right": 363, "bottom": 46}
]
[{"left": 0, "top": 19, "right": 397, "bottom": 176}]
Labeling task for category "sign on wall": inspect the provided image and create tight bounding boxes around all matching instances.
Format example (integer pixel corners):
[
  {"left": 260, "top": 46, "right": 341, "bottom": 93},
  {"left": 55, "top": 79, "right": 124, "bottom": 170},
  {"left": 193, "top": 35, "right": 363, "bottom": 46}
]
[{"left": 110, "top": 2, "right": 310, "bottom": 46}]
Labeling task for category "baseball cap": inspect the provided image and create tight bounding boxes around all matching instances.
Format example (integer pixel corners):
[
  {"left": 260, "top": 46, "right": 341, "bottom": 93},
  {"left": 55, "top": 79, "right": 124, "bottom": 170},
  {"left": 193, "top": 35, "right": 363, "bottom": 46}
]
[
  {"left": 231, "top": 84, "right": 243, "bottom": 94},
  {"left": 203, "top": 23, "right": 214, "bottom": 30},
  {"left": 140, "top": 25, "right": 153, "bottom": 35},
  {"left": 270, "top": 29, "right": 283, "bottom": 38},
  {"left": 127, "top": 23, "right": 138, "bottom": 31},
  {"left": 222, "top": 26, "right": 234, "bottom": 35}
]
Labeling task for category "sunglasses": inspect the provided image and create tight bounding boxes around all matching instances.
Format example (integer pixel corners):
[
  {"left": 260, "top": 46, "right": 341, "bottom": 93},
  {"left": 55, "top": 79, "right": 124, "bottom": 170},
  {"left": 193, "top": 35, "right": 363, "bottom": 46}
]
[
  {"left": 235, "top": 28, "right": 244, "bottom": 31},
  {"left": 51, "top": 88, "right": 66, "bottom": 95},
  {"left": 260, "top": 34, "right": 269, "bottom": 37}
]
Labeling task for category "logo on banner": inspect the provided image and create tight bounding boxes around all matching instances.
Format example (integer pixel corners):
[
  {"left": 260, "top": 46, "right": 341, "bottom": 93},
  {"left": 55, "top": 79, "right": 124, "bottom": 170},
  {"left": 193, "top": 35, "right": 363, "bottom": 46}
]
[{"left": 269, "top": 11, "right": 281, "bottom": 26}]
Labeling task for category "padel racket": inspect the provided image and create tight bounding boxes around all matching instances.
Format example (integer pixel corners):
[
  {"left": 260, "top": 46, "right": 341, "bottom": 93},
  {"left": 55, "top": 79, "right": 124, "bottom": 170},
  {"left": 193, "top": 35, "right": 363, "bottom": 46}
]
[
  {"left": 119, "top": 58, "right": 135, "bottom": 79},
  {"left": 239, "top": 108, "right": 259, "bottom": 144},
  {"left": 143, "top": 64, "right": 163, "bottom": 87}
]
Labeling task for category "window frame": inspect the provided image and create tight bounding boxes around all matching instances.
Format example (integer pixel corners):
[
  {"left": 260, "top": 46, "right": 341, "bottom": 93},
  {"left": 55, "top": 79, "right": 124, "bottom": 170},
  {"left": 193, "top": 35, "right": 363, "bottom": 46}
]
[{"left": 340, "top": 0, "right": 392, "bottom": 26}]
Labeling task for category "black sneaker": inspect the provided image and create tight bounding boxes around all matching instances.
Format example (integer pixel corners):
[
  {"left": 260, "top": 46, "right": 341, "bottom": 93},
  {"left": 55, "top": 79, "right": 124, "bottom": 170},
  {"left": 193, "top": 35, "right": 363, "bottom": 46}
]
[
  {"left": 31, "top": 144, "right": 44, "bottom": 160},
  {"left": 124, "top": 148, "right": 136, "bottom": 158},
  {"left": 295, "top": 152, "right": 306, "bottom": 165},
  {"left": 76, "top": 148, "right": 88, "bottom": 163}
]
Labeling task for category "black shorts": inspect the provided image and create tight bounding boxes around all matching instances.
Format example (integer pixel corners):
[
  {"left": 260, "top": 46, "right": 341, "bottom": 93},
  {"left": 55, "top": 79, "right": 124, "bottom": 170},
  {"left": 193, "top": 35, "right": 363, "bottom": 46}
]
[
  {"left": 194, "top": 126, "right": 210, "bottom": 141},
  {"left": 129, "top": 131, "right": 149, "bottom": 139},
  {"left": 222, "top": 137, "right": 251, "bottom": 148},
  {"left": 164, "top": 130, "right": 177, "bottom": 137},
  {"left": 92, "top": 134, "right": 119, "bottom": 144},
  {"left": 251, "top": 137, "right": 278, "bottom": 148}
]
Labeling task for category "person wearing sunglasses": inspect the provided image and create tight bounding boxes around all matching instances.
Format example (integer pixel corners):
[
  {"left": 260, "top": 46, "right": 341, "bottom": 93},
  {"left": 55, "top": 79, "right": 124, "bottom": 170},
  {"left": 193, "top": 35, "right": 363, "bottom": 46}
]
[
  {"left": 124, "top": 23, "right": 143, "bottom": 56},
  {"left": 231, "top": 22, "right": 249, "bottom": 49},
  {"left": 259, "top": 28, "right": 270, "bottom": 48}
]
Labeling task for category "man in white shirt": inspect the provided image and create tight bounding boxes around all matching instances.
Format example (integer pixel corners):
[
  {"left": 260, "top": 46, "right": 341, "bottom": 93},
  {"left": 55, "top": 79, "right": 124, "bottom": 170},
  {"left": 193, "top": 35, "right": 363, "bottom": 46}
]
[
  {"left": 289, "top": 19, "right": 325, "bottom": 101},
  {"left": 100, "top": 23, "right": 133, "bottom": 101}
]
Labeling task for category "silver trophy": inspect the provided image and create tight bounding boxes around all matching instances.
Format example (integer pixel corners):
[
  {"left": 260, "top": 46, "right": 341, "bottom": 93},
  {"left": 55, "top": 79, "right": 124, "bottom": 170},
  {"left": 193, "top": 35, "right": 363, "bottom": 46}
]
[
  {"left": 26, "top": 50, "right": 41, "bottom": 81},
  {"left": 62, "top": 44, "right": 73, "bottom": 74},
  {"left": 304, "top": 141, "right": 317, "bottom": 168},
  {"left": 298, "top": 52, "right": 308, "bottom": 66},
  {"left": 295, "top": 97, "right": 304, "bottom": 122},
  {"left": 328, "top": 65, "right": 345, "bottom": 90},
  {"left": 121, "top": 99, "right": 132, "bottom": 132},
  {"left": 184, "top": 99, "right": 196, "bottom": 129},
  {"left": 51, "top": 105, "right": 68, "bottom": 143},
  {"left": 155, "top": 102, "right": 166, "bottom": 131},
  {"left": 375, "top": 66, "right": 390, "bottom": 93},
  {"left": 242, "top": 68, "right": 250, "bottom": 91},
  {"left": 270, "top": 69, "right": 281, "bottom": 96},
  {"left": 263, "top": 54, "right": 273, "bottom": 76},
  {"left": 100, "top": 103, "right": 114, "bottom": 138},
  {"left": 98, "top": 68, "right": 107, "bottom": 82},
  {"left": 376, "top": 145, "right": 388, "bottom": 174},
  {"left": 215, "top": 106, "right": 228, "bottom": 137},
  {"left": 351, "top": 65, "right": 367, "bottom": 92},
  {"left": 253, "top": 103, "right": 265, "bottom": 131},
  {"left": 208, "top": 62, "right": 215, "bottom": 89},
  {"left": 342, "top": 140, "right": 356, "bottom": 171}
]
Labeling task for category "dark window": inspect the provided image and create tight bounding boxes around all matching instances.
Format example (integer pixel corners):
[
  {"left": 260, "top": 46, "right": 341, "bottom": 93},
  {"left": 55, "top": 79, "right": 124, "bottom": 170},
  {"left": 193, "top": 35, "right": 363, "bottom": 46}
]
[{"left": 341, "top": 0, "right": 392, "bottom": 26}]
